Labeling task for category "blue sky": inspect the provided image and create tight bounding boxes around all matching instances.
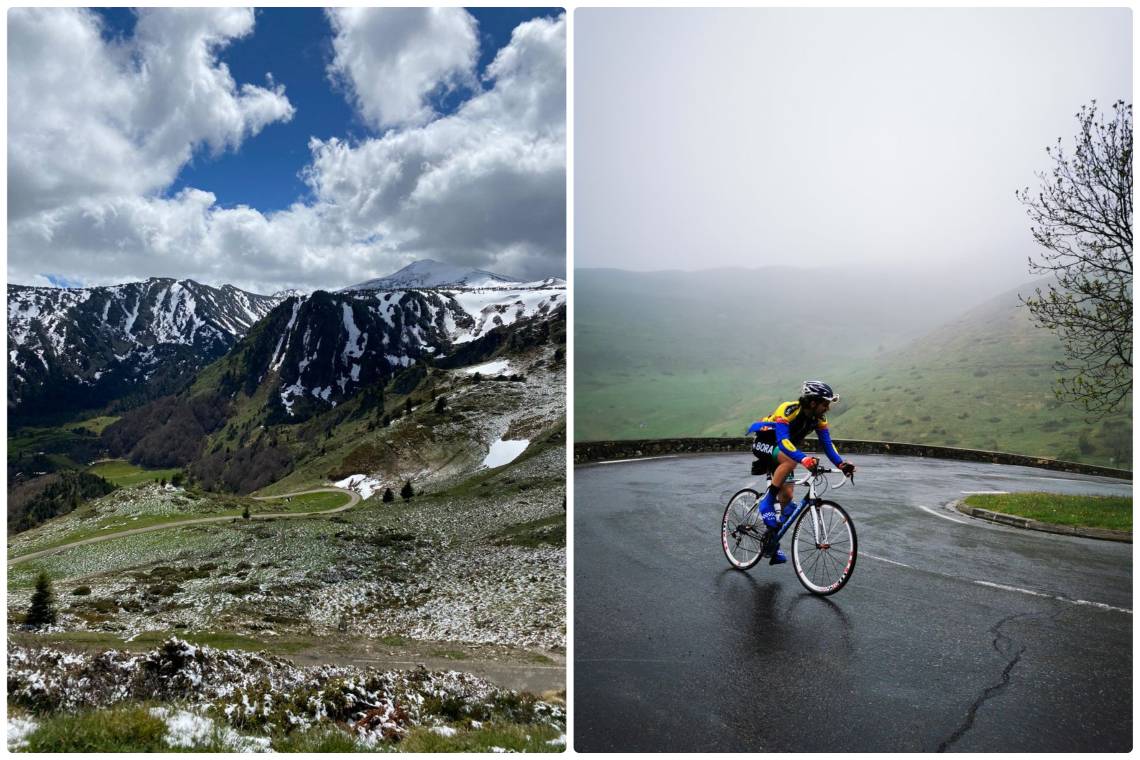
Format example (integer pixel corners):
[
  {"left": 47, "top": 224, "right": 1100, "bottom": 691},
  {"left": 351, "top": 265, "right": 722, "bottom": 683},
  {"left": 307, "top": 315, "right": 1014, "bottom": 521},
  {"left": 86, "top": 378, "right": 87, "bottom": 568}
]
[
  {"left": 9, "top": 7, "right": 567, "bottom": 291},
  {"left": 96, "top": 7, "right": 561, "bottom": 212}
]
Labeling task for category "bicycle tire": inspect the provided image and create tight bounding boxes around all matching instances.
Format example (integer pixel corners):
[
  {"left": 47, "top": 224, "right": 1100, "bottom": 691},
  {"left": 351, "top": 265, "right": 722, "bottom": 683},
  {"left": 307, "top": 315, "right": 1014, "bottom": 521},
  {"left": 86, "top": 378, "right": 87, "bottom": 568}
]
[
  {"left": 721, "top": 488, "right": 765, "bottom": 570},
  {"left": 790, "top": 499, "right": 857, "bottom": 595}
]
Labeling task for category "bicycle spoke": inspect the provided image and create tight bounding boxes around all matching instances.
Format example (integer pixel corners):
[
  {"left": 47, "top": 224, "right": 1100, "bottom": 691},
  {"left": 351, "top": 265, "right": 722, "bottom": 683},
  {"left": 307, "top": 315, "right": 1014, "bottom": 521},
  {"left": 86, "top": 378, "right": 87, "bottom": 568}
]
[
  {"left": 822, "top": 547, "right": 842, "bottom": 582},
  {"left": 791, "top": 503, "right": 856, "bottom": 593},
  {"left": 723, "top": 490, "right": 769, "bottom": 569},
  {"left": 803, "top": 544, "right": 826, "bottom": 578},
  {"left": 824, "top": 507, "right": 839, "bottom": 542}
]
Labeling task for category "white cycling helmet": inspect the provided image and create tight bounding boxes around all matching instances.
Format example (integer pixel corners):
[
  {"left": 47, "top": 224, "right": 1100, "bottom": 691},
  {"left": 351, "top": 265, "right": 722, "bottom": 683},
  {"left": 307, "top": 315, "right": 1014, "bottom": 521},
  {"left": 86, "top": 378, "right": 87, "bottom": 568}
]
[{"left": 802, "top": 379, "right": 839, "bottom": 402}]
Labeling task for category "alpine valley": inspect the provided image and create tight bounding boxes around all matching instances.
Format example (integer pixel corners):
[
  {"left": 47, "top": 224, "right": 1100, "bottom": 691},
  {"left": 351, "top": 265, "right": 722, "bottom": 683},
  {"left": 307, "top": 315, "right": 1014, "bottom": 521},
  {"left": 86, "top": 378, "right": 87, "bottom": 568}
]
[{"left": 7, "top": 260, "right": 568, "bottom": 751}]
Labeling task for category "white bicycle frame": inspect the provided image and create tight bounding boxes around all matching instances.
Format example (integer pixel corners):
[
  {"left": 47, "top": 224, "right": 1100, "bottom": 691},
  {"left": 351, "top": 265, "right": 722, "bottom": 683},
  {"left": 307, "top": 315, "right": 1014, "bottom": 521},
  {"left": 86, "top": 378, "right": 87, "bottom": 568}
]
[{"left": 761, "top": 467, "right": 851, "bottom": 545}]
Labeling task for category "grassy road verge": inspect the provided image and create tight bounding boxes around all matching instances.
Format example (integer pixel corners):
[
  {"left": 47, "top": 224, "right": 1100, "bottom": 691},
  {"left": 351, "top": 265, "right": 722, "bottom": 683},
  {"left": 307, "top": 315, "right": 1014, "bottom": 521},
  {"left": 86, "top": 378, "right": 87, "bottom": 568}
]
[{"left": 963, "top": 492, "right": 1131, "bottom": 532}]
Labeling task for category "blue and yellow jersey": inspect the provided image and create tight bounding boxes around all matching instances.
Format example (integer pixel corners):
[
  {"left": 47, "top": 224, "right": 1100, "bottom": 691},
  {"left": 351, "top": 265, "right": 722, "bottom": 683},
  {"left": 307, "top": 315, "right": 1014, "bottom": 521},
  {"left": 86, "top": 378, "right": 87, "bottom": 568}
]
[{"left": 747, "top": 400, "right": 843, "bottom": 465}]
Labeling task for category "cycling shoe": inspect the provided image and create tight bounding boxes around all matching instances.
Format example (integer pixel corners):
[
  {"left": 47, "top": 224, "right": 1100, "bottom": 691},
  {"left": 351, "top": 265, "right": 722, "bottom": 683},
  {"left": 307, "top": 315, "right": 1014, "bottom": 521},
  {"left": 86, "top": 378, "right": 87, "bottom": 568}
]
[
  {"left": 769, "top": 547, "right": 788, "bottom": 565},
  {"left": 756, "top": 488, "right": 780, "bottom": 529}
]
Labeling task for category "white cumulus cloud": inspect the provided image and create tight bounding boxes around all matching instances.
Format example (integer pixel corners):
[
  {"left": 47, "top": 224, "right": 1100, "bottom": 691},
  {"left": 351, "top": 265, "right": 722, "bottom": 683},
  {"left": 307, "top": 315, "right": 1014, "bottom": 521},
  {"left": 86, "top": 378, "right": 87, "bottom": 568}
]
[
  {"left": 7, "top": 7, "right": 294, "bottom": 222},
  {"left": 326, "top": 7, "right": 479, "bottom": 131},
  {"left": 306, "top": 14, "right": 567, "bottom": 283},
  {"left": 8, "top": 9, "right": 566, "bottom": 294}
]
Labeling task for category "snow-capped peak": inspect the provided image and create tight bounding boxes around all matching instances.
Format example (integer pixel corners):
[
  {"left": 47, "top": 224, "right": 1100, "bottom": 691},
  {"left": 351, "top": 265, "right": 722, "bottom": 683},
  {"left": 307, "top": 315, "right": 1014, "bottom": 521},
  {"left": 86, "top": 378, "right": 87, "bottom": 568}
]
[
  {"left": 271, "top": 288, "right": 308, "bottom": 300},
  {"left": 8, "top": 278, "right": 286, "bottom": 420},
  {"left": 341, "top": 259, "right": 522, "bottom": 291}
]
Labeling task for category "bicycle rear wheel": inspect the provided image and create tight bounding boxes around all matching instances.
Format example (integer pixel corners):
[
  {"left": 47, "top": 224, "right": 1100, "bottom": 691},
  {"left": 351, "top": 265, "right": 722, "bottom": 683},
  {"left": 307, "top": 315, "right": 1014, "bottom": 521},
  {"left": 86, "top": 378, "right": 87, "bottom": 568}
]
[
  {"left": 791, "top": 500, "right": 857, "bottom": 595},
  {"left": 721, "top": 488, "right": 765, "bottom": 570}
]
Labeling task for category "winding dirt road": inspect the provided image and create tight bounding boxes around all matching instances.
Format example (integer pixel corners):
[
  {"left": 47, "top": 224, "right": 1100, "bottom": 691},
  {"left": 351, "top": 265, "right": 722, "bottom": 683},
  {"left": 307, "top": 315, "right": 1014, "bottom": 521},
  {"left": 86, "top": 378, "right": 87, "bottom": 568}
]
[{"left": 7, "top": 487, "right": 360, "bottom": 567}]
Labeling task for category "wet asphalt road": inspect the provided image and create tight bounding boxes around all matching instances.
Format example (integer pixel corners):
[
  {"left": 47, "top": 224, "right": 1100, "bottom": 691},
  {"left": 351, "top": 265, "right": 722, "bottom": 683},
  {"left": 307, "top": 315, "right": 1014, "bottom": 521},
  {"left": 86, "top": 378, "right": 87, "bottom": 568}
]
[{"left": 574, "top": 453, "right": 1132, "bottom": 752}]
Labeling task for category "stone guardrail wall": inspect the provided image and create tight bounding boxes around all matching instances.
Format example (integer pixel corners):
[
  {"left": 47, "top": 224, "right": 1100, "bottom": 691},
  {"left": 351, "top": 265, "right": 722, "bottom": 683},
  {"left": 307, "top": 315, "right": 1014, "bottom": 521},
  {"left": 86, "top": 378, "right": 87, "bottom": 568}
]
[{"left": 573, "top": 437, "right": 1132, "bottom": 481}]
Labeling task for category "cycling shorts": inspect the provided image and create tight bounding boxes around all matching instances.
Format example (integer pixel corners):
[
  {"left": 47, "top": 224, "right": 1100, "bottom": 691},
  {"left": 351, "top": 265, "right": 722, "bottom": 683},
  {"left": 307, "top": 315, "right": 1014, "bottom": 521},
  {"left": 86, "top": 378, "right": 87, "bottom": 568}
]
[{"left": 751, "top": 429, "right": 780, "bottom": 467}]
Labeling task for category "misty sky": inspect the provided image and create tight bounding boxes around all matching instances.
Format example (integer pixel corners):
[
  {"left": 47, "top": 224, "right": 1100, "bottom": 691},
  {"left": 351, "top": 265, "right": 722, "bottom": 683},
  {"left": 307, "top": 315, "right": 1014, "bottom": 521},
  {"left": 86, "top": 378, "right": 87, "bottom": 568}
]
[
  {"left": 575, "top": 8, "right": 1131, "bottom": 290},
  {"left": 8, "top": 8, "right": 565, "bottom": 294}
]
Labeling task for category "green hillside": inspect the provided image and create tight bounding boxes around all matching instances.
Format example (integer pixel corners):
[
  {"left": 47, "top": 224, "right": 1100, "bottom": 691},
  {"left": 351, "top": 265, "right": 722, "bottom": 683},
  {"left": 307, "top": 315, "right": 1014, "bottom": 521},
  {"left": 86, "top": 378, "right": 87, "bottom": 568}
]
[
  {"left": 712, "top": 286, "right": 1129, "bottom": 466},
  {"left": 574, "top": 266, "right": 986, "bottom": 442},
  {"left": 576, "top": 271, "right": 1131, "bottom": 468}
]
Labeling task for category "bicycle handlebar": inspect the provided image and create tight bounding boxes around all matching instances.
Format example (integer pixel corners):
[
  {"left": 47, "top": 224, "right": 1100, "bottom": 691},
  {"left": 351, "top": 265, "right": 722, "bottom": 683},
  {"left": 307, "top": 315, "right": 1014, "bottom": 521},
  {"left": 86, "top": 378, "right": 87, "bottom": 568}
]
[{"left": 792, "top": 467, "right": 854, "bottom": 489}]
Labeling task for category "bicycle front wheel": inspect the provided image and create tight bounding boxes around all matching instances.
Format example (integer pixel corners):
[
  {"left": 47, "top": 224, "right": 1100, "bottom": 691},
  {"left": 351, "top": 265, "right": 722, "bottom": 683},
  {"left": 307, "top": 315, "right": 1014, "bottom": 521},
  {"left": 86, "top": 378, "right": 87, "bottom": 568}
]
[
  {"left": 791, "top": 500, "right": 857, "bottom": 595},
  {"left": 721, "top": 488, "right": 765, "bottom": 570}
]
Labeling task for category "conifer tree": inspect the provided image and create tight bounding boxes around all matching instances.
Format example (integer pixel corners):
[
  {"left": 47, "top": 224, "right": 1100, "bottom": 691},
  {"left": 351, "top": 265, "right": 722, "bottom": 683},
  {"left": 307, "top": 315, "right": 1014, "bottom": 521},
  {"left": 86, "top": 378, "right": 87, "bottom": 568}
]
[{"left": 26, "top": 572, "right": 57, "bottom": 627}]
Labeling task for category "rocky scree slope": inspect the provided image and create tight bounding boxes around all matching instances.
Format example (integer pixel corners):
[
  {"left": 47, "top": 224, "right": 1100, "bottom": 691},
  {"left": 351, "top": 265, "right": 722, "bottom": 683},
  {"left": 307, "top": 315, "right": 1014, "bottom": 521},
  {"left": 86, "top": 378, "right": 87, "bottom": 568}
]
[
  {"left": 8, "top": 279, "right": 282, "bottom": 422},
  {"left": 8, "top": 638, "right": 564, "bottom": 751}
]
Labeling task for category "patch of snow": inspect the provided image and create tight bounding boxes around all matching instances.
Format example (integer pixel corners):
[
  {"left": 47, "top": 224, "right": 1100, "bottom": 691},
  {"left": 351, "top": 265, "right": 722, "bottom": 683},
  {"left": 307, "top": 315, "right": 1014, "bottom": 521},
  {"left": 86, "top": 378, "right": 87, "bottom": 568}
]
[
  {"left": 150, "top": 707, "right": 214, "bottom": 748},
  {"left": 270, "top": 300, "right": 302, "bottom": 370},
  {"left": 341, "top": 302, "right": 366, "bottom": 360},
  {"left": 462, "top": 359, "right": 511, "bottom": 376},
  {"left": 122, "top": 294, "right": 141, "bottom": 335},
  {"left": 334, "top": 475, "right": 382, "bottom": 500},
  {"left": 547, "top": 734, "right": 566, "bottom": 746},
  {"left": 430, "top": 726, "right": 458, "bottom": 737},
  {"left": 482, "top": 439, "right": 529, "bottom": 469},
  {"left": 7, "top": 716, "right": 37, "bottom": 751}
]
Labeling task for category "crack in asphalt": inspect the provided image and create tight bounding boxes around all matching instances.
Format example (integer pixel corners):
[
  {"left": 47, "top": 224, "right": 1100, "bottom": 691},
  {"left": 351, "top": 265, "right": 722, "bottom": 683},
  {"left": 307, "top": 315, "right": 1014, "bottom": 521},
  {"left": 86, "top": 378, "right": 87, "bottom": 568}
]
[{"left": 937, "top": 612, "right": 1031, "bottom": 752}]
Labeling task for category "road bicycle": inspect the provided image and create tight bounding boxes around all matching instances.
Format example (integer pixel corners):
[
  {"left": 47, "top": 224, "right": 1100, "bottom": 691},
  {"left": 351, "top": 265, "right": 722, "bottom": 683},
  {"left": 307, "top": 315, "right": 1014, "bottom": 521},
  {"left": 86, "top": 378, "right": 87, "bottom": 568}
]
[{"left": 720, "top": 466, "right": 857, "bottom": 595}]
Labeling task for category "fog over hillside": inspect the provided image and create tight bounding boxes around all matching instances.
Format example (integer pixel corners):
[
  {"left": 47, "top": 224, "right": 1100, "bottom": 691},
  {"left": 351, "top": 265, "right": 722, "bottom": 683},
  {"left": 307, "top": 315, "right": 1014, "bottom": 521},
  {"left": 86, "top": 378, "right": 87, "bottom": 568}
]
[
  {"left": 575, "top": 264, "right": 1037, "bottom": 397},
  {"left": 575, "top": 267, "right": 1130, "bottom": 467}
]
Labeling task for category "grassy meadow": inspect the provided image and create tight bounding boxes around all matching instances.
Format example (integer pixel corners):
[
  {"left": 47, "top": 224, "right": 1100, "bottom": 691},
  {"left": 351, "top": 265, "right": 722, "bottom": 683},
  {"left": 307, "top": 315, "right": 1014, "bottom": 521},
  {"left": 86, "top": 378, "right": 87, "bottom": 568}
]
[{"left": 85, "top": 459, "right": 182, "bottom": 487}]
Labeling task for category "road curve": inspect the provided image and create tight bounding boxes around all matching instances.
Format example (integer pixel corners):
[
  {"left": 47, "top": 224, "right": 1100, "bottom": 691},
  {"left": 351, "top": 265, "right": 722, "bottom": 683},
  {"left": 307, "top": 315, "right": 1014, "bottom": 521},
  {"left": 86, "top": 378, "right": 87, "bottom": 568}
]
[
  {"left": 8, "top": 487, "right": 360, "bottom": 567},
  {"left": 574, "top": 453, "right": 1131, "bottom": 752}
]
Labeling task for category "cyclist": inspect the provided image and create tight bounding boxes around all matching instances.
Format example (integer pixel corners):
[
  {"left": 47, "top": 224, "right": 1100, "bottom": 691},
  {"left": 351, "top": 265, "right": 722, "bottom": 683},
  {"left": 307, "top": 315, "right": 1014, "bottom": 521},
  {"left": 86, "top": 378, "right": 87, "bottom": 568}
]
[{"left": 747, "top": 380, "right": 856, "bottom": 564}]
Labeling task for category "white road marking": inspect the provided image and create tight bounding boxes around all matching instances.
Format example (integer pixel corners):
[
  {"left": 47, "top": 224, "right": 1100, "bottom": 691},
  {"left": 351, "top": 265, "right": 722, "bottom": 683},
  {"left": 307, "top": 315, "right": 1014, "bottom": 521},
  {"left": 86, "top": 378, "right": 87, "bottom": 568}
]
[
  {"left": 973, "top": 581, "right": 1132, "bottom": 615},
  {"left": 918, "top": 504, "right": 969, "bottom": 524},
  {"left": 961, "top": 490, "right": 1009, "bottom": 494},
  {"left": 861, "top": 555, "right": 1130, "bottom": 615},
  {"left": 594, "top": 456, "right": 678, "bottom": 465},
  {"left": 862, "top": 553, "right": 914, "bottom": 569}
]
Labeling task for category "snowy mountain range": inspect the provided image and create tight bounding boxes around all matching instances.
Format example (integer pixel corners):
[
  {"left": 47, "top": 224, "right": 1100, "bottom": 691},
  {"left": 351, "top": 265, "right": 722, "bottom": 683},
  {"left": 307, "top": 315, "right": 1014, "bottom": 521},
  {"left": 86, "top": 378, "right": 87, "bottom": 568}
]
[
  {"left": 222, "top": 283, "right": 566, "bottom": 420},
  {"left": 340, "top": 259, "right": 563, "bottom": 291},
  {"left": 8, "top": 265, "right": 566, "bottom": 424},
  {"left": 8, "top": 278, "right": 283, "bottom": 420}
]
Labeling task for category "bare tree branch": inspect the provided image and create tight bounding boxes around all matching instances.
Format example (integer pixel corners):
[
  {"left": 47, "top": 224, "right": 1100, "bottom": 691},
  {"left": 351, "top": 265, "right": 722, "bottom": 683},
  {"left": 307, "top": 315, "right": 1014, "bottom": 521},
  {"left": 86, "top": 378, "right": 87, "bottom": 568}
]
[{"left": 1016, "top": 100, "right": 1132, "bottom": 415}]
